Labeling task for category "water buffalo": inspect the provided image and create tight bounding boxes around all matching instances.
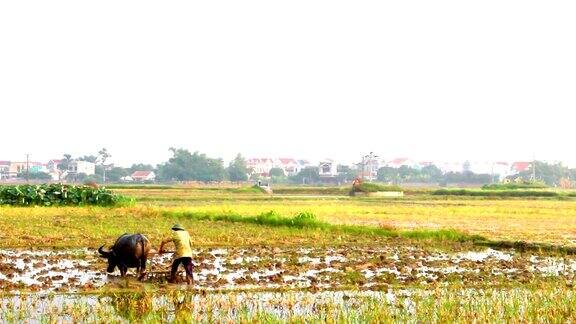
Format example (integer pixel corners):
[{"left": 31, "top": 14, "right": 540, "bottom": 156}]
[{"left": 98, "top": 233, "right": 151, "bottom": 280}]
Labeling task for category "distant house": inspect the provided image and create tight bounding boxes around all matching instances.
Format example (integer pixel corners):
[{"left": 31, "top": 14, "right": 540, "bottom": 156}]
[
  {"left": 465, "top": 161, "right": 512, "bottom": 179},
  {"left": 493, "top": 162, "right": 512, "bottom": 180},
  {"left": 358, "top": 158, "right": 380, "bottom": 181},
  {"left": 8, "top": 162, "right": 29, "bottom": 178},
  {"left": 277, "top": 158, "right": 299, "bottom": 176},
  {"left": 47, "top": 159, "right": 65, "bottom": 180},
  {"left": 247, "top": 158, "right": 275, "bottom": 177},
  {"left": 131, "top": 171, "right": 156, "bottom": 182},
  {"left": 437, "top": 161, "right": 465, "bottom": 174},
  {"left": 319, "top": 159, "right": 338, "bottom": 177},
  {"left": 0, "top": 161, "right": 9, "bottom": 179},
  {"left": 46, "top": 159, "right": 62, "bottom": 172},
  {"left": 47, "top": 159, "right": 63, "bottom": 172},
  {"left": 511, "top": 162, "right": 532, "bottom": 175},
  {"left": 297, "top": 160, "right": 310, "bottom": 171},
  {"left": 29, "top": 162, "right": 47, "bottom": 174},
  {"left": 68, "top": 160, "right": 96, "bottom": 176}
]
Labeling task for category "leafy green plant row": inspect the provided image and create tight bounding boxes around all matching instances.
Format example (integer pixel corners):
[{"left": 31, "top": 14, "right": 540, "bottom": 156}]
[{"left": 0, "top": 184, "right": 126, "bottom": 206}]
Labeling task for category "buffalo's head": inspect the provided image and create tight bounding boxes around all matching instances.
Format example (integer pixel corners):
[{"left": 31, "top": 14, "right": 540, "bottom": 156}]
[{"left": 98, "top": 245, "right": 118, "bottom": 273}]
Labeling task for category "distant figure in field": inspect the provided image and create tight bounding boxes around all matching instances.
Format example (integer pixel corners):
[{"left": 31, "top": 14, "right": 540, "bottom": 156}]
[{"left": 352, "top": 177, "right": 362, "bottom": 189}]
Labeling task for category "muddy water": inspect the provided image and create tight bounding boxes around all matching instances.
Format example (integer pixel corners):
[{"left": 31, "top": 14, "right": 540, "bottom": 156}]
[{"left": 1, "top": 246, "right": 576, "bottom": 292}]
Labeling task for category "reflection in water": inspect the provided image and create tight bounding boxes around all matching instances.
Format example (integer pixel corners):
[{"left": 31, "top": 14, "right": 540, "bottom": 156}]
[
  {"left": 0, "top": 290, "right": 401, "bottom": 322},
  {"left": 2, "top": 288, "right": 576, "bottom": 322}
]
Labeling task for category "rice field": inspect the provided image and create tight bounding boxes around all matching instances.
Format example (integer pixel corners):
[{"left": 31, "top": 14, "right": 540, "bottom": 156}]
[{"left": 1, "top": 185, "right": 576, "bottom": 321}]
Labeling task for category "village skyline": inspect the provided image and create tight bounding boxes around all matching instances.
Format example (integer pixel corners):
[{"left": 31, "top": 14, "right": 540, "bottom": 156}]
[{"left": 0, "top": 150, "right": 551, "bottom": 184}]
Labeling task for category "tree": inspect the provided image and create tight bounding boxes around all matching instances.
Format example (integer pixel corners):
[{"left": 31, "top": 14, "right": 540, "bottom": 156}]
[
  {"left": 513, "top": 161, "right": 568, "bottom": 186},
  {"left": 377, "top": 167, "right": 400, "bottom": 183},
  {"left": 58, "top": 154, "right": 73, "bottom": 172},
  {"left": 78, "top": 155, "right": 98, "bottom": 163},
  {"left": 290, "top": 166, "right": 320, "bottom": 184},
  {"left": 97, "top": 148, "right": 111, "bottom": 182},
  {"left": 397, "top": 165, "right": 421, "bottom": 182},
  {"left": 420, "top": 165, "right": 443, "bottom": 182},
  {"left": 157, "top": 148, "right": 225, "bottom": 182},
  {"left": 269, "top": 167, "right": 285, "bottom": 177},
  {"left": 337, "top": 165, "right": 357, "bottom": 182},
  {"left": 227, "top": 154, "right": 249, "bottom": 182},
  {"left": 129, "top": 164, "right": 155, "bottom": 173},
  {"left": 17, "top": 172, "right": 51, "bottom": 180},
  {"left": 106, "top": 167, "right": 130, "bottom": 182}
]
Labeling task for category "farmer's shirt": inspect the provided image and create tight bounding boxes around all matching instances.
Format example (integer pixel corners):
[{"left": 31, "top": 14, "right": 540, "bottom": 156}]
[{"left": 171, "top": 230, "right": 193, "bottom": 259}]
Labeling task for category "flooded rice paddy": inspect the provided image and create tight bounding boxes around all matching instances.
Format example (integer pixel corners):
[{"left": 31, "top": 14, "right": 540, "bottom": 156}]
[
  {"left": 2, "top": 285, "right": 576, "bottom": 322},
  {"left": 1, "top": 245, "right": 576, "bottom": 292}
]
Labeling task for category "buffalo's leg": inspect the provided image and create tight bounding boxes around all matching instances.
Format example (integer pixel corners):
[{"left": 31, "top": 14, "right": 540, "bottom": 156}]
[
  {"left": 138, "top": 257, "right": 147, "bottom": 281},
  {"left": 120, "top": 265, "right": 128, "bottom": 277}
]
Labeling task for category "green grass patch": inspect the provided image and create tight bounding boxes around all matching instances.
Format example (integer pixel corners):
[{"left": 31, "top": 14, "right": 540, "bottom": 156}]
[
  {"left": 163, "top": 210, "right": 482, "bottom": 243},
  {"left": 232, "top": 185, "right": 268, "bottom": 194},
  {"left": 355, "top": 182, "right": 403, "bottom": 193}
]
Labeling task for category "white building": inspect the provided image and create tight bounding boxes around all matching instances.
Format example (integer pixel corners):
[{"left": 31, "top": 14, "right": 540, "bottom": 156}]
[
  {"left": 467, "top": 161, "right": 512, "bottom": 180},
  {"left": 246, "top": 158, "right": 275, "bottom": 177},
  {"left": 358, "top": 157, "right": 380, "bottom": 181},
  {"left": 437, "top": 161, "right": 465, "bottom": 173},
  {"left": 68, "top": 160, "right": 96, "bottom": 176},
  {"left": 131, "top": 171, "right": 156, "bottom": 182},
  {"left": 276, "top": 158, "right": 299, "bottom": 176},
  {"left": 0, "top": 161, "right": 9, "bottom": 179},
  {"left": 247, "top": 158, "right": 309, "bottom": 177},
  {"left": 319, "top": 159, "right": 338, "bottom": 177}
]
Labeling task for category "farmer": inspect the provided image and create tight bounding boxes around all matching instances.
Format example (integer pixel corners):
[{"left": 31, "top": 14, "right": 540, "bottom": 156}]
[{"left": 159, "top": 224, "right": 194, "bottom": 285}]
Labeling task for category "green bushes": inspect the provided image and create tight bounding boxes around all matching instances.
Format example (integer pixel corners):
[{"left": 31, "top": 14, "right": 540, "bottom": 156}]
[
  {"left": 232, "top": 185, "right": 268, "bottom": 194},
  {"left": 0, "top": 184, "right": 126, "bottom": 206},
  {"left": 432, "top": 189, "right": 558, "bottom": 198},
  {"left": 271, "top": 187, "right": 350, "bottom": 195},
  {"left": 106, "top": 184, "right": 174, "bottom": 189},
  {"left": 352, "top": 182, "right": 402, "bottom": 194},
  {"left": 359, "top": 182, "right": 402, "bottom": 192},
  {"left": 482, "top": 183, "right": 547, "bottom": 190}
]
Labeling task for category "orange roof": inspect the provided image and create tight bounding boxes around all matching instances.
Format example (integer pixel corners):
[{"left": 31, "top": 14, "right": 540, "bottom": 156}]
[
  {"left": 279, "top": 158, "right": 296, "bottom": 164},
  {"left": 131, "top": 171, "right": 153, "bottom": 177},
  {"left": 511, "top": 162, "right": 531, "bottom": 172}
]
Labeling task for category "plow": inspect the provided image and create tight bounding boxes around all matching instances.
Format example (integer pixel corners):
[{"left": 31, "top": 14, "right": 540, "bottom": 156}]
[{"left": 143, "top": 249, "right": 187, "bottom": 283}]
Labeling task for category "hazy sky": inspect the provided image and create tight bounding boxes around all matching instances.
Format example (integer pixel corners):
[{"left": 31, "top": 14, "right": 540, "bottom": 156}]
[{"left": 1, "top": 1, "right": 575, "bottom": 167}]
